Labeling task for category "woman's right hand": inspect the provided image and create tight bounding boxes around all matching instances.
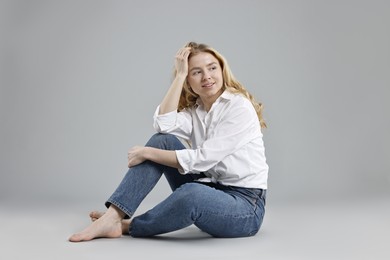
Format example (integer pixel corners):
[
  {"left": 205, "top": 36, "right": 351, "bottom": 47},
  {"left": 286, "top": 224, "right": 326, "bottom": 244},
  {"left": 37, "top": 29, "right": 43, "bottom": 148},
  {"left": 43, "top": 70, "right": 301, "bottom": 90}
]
[
  {"left": 127, "top": 146, "right": 146, "bottom": 168},
  {"left": 174, "top": 47, "right": 191, "bottom": 77}
]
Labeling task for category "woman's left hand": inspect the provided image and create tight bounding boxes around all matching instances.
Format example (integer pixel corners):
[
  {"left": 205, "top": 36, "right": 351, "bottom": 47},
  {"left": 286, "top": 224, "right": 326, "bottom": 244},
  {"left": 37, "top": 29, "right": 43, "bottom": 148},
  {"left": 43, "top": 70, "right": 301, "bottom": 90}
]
[{"left": 127, "top": 146, "right": 147, "bottom": 168}]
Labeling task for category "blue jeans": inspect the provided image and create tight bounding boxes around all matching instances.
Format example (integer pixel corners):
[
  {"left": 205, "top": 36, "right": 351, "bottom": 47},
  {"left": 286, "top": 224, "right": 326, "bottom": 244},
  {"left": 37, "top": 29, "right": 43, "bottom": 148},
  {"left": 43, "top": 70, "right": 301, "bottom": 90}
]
[{"left": 106, "top": 133, "right": 266, "bottom": 238}]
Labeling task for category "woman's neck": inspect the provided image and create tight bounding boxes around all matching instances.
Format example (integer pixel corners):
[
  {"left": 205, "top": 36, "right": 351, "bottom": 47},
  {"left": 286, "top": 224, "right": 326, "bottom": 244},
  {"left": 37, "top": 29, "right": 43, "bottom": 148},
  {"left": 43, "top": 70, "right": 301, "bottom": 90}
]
[{"left": 200, "top": 90, "right": 224, "bottom": 112}]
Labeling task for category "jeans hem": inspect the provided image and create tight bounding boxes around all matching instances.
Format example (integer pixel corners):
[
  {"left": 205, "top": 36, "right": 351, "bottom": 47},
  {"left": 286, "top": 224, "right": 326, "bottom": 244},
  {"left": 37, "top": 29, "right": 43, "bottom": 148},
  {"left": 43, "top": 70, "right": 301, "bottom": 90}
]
[{"left": 105, "top": 199, "right": 134, "bottom": 219}]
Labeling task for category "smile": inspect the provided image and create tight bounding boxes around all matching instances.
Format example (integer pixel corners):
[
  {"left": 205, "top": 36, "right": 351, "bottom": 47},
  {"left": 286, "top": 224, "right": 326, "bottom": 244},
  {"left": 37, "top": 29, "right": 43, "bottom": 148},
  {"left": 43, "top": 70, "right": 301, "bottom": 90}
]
[{"left": 202, "top": 82, "right": 215, "bottom": 88}]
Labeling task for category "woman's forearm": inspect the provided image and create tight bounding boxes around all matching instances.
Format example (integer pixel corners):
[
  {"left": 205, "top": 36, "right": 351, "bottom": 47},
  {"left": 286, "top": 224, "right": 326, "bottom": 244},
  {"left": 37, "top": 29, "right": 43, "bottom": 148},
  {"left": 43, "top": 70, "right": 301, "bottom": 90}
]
[
  {"left": 159, "top": 47, "right": 191, "bottom": 115},
  {"left": 159, "top": 75, "right": 187, "bottom": 115},
  {"left": 144, "top": 147, "right": 181, "bottom": 169}
]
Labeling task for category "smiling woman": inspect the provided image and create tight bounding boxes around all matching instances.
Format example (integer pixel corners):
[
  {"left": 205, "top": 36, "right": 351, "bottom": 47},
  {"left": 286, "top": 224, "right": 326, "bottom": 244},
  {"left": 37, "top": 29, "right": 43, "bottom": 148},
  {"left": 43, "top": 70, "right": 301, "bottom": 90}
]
[
  {"left": 186, "top": 52, "right": 223, "bottom": 112},
  {"left": 69, "top": 42, "right": 269, "bottom": 242},
  {"left": 177, "top": 42, "right": 267, "bottom": 128}
]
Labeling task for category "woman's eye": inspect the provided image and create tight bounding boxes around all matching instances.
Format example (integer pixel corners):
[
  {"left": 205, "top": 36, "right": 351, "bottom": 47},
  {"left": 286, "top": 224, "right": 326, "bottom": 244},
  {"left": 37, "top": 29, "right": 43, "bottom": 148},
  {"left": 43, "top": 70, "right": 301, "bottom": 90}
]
[
  {"left": 210, "top": 66, "right": 217, "bottom": 70},
  {"left": 193, "top": 71, "right": 201, "bottom": 75}
]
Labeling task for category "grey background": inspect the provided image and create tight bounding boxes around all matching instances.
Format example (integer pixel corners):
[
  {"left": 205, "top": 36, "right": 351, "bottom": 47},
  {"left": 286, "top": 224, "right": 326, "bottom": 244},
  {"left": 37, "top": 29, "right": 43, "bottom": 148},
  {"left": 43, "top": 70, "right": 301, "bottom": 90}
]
[
  {"left": 1, "top": 0, "right": 389, "bottom": 205},
  {"left": 1, "top": 1, "right": 390, "bottom": 259}
]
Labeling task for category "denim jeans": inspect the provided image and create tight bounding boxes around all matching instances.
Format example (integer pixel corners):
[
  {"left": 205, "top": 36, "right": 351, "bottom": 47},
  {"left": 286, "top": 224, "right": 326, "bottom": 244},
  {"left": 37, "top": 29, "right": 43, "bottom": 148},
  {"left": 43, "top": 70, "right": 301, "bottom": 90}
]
[{"left": 106, "top": 133, "right": 266, "bottom": 238}]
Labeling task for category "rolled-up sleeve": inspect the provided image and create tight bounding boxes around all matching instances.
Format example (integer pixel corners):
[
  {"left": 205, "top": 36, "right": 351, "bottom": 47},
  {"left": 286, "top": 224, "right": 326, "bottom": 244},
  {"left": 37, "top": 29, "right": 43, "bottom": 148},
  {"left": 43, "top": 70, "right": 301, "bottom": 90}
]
[{"left": 153, "top": 105, "right": 192, "bottom": 140}]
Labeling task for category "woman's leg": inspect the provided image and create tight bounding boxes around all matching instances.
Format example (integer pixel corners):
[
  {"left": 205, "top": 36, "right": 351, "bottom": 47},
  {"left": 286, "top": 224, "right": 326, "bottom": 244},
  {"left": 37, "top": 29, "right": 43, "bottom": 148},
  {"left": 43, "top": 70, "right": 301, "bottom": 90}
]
[
  {"left": 69, "top": 133, "right": 198, "bottom": 242},
  {"left": 129, "top": 182, "right": 266, "bottom": 238},
  {"left": 105, "top": 133, "right": 200, "bottom": 217}
]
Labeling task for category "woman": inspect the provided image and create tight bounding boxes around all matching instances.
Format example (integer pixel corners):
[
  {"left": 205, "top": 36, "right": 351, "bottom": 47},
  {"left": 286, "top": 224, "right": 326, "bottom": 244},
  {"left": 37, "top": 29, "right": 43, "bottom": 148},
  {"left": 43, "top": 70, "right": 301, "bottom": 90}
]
[{"left": 69, "top": 42, "right": 268, "bottom": 242}]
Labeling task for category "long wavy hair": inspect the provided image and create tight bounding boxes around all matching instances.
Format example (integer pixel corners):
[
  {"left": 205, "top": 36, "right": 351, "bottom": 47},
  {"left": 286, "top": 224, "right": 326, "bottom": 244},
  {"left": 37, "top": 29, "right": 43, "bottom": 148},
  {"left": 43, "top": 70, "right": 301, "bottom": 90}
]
[{"left": 176, "top": 42, "right": 267, "bottom": 128}]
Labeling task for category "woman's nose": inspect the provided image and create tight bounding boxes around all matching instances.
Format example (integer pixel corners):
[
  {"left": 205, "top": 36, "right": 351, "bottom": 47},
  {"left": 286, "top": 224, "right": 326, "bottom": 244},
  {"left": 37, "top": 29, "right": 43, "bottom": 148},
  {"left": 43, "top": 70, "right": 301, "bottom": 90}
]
[{"left": 202, "top": 71, "right": 211, "bottom": 80}]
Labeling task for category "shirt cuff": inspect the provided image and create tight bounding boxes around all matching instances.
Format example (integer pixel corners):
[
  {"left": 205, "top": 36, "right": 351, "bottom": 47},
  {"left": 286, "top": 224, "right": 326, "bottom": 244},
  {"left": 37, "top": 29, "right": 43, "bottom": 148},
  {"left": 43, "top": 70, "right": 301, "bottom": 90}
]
[{"left": 175, "top": 149, "right": 194, "bottom": 175}]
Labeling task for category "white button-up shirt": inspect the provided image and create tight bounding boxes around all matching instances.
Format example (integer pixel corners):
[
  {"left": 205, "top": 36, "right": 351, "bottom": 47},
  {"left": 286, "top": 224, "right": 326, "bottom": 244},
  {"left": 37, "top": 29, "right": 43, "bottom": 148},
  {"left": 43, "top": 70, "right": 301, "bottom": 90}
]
[{"left": 153, "top": 91, "right": 268, "bottom": 189}]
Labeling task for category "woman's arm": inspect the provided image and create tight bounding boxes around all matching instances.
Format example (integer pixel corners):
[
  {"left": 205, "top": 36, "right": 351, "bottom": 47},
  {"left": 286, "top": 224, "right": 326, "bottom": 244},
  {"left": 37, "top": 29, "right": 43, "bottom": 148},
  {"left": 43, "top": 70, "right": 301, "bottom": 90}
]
[
  {"left": 128, "top": 146, "right": 180, "bottom": 169},
  {"left": 159, "top": 47, "right": 191, "bottom": 115},
  {"left": 126, "top": 48, "right": 193, "bottom": 170}
]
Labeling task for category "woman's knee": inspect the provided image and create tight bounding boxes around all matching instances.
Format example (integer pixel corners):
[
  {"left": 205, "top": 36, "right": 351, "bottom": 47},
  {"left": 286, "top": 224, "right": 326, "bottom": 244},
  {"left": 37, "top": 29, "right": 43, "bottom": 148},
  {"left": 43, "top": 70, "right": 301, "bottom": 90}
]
[
  {"left": 145, "top": 133, "right": 164, "bottom": 146},
  {"left": 145, "top": 133, "right": 182, "bottom": 150}
]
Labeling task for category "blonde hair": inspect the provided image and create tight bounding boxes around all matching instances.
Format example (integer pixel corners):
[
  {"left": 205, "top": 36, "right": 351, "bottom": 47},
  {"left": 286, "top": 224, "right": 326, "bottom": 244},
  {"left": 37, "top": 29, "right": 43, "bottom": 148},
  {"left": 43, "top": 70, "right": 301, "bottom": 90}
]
[{"left": 176, "top": 42, "right": 267, "bottom": 128}]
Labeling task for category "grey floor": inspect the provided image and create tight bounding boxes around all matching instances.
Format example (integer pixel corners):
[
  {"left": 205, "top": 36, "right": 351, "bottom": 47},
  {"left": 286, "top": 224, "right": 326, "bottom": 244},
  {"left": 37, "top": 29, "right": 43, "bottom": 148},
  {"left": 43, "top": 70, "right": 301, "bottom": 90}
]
[{"left": 1, "top": 195, "right": 389, "bottom": 260}]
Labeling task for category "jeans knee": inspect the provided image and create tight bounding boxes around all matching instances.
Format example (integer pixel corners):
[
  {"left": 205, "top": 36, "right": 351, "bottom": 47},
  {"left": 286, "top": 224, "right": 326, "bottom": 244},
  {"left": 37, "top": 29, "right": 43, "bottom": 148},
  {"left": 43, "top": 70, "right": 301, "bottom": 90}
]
[
  {"left": 171, "top": 183, "right": 205, "bottom": 213},
  {"left": 145, "top": 133, "right": 175, "bottom": 149},
  {"left": 145, "top": 133, "right": 186, "bottom": 151}
]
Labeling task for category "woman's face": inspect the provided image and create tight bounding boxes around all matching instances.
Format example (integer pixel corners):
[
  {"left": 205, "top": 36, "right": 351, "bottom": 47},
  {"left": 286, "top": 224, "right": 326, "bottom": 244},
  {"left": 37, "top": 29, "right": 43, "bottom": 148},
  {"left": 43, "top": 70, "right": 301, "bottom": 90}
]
[{"left": 187, "top": 52, "right": 224, "bottom": 107}]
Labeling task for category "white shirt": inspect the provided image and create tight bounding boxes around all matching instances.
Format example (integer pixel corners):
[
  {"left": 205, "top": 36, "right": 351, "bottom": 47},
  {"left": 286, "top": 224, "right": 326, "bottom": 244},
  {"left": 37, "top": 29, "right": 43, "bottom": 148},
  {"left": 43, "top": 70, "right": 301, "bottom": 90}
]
[{"left": 153, "top": 91, "right": 268, "bottom": 189}]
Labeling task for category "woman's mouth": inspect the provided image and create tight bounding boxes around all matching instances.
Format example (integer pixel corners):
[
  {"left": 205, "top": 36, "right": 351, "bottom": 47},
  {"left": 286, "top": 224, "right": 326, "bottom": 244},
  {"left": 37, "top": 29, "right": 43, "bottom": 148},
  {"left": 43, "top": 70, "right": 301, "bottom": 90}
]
[{"left": 202, "top": 82, "right": 215, "bottom": 88}]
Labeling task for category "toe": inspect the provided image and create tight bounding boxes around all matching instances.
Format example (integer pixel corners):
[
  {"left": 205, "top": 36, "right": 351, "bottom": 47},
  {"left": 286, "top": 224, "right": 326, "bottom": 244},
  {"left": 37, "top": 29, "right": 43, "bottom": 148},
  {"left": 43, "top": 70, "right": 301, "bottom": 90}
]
[
  {"left": 90, "top": 211, "right": 104, "bottom": 219},
  {"left": 69, "top": 234, "right": 82, "bottom": 242}
]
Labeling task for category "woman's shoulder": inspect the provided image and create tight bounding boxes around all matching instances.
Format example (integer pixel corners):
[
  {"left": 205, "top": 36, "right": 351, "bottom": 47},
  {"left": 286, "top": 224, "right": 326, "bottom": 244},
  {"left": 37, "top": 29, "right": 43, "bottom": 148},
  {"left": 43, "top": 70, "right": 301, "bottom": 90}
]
[{"left": 224, "top": 91, "right": 253, "bottom": 108}]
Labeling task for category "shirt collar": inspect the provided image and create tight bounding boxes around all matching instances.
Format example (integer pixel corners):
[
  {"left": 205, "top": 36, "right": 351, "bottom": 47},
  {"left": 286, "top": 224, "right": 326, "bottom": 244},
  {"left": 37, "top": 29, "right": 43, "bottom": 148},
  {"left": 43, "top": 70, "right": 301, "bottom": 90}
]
[
  {"left": 219, "top": 90, "right": 235, "bottom": 100},
  {"left": 195, "top": 90, "right": 234, "bottom": 107}
]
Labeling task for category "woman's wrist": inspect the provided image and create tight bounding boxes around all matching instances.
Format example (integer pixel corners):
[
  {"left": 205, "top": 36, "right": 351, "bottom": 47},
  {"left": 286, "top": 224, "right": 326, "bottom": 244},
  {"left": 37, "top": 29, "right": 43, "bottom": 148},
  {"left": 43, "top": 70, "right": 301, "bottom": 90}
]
[
  {"left": 142, "top": 146, "right": 179, "bottom": 169},
  {"left": 143, "top": 147, "right": 153, "bottom": 161},
  {"left": 174, "top": 73, "right": 187, "bottom": 82}
]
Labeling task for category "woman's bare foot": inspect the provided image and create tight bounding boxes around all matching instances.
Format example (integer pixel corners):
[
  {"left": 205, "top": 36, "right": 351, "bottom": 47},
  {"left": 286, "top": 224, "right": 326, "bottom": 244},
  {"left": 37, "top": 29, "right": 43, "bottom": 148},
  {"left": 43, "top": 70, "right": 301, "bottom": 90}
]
[
  {"left": 69, "top": 206, "right": 125, "bottom": 242},
  {"left": 90, "top": 211, "right": 105, "bottom": 222},
  {"left": 90, "top": 211, "right": 131, "bottom": 235}
]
